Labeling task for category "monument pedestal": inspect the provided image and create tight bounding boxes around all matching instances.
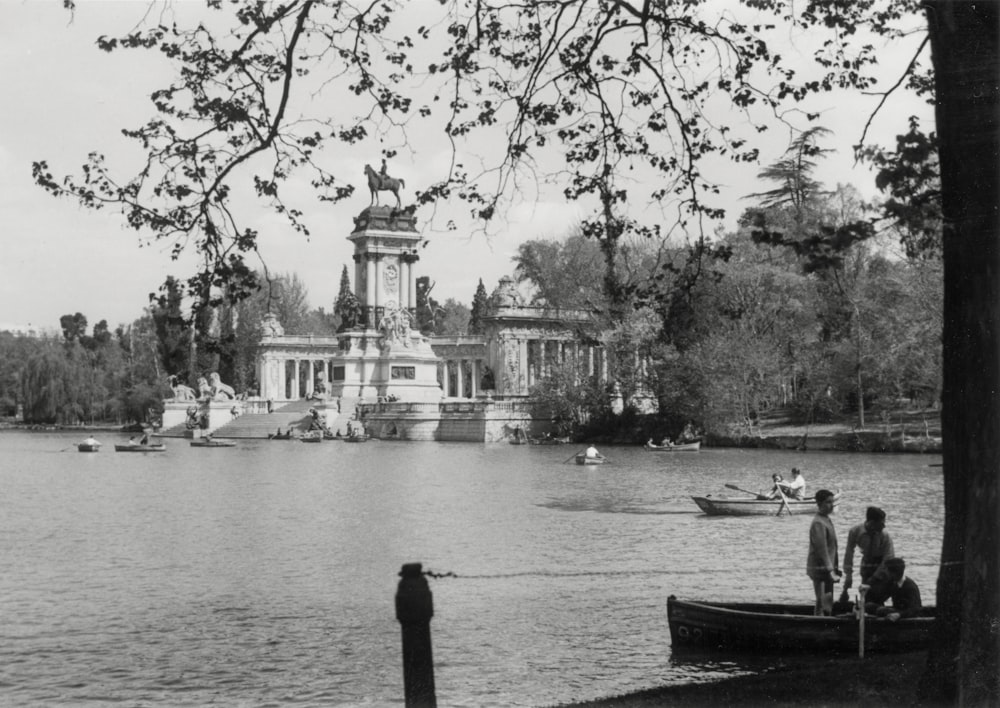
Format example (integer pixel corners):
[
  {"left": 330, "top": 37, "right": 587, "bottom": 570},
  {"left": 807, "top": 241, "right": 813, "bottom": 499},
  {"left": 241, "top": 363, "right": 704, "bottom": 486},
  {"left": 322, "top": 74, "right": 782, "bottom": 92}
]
[
  {"left": 161, "top": 400, "right": 241, "bottom": 435},
  {"left": 328, "top": 328, "right": 441, "bottom": 402}
]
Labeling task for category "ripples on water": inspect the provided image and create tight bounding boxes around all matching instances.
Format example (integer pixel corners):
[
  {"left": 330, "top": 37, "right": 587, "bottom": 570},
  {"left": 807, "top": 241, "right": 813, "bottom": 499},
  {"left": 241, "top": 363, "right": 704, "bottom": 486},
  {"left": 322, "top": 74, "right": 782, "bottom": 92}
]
[{"left": 0, "top": 432, "right": 943, "bottom": 707}]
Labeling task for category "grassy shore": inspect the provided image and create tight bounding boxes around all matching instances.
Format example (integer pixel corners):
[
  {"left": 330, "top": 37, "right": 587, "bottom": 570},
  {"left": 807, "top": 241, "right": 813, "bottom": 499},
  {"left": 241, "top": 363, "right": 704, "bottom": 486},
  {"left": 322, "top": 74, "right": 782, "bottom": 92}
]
[{"left": 557, "top": 650, "right": 949, "bottom": 707}]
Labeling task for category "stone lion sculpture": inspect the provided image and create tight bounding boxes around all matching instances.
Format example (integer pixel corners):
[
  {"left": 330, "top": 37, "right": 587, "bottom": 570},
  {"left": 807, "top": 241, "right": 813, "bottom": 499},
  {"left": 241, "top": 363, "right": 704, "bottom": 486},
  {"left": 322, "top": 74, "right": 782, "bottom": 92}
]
[
  {"left": 167, "top": 375, "right": 196, "bottom": 401},
  {"left": 198, "top": 376, "right": 214, "bottom": 400},
  {"left": 209, "top": 372, "right": 236, "bottom": 401}
]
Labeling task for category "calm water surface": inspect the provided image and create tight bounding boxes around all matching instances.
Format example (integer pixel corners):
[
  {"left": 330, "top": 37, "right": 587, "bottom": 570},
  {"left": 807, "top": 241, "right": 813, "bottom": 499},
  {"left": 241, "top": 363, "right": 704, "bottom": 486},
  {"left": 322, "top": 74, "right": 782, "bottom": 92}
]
[{"left": 0, "top": 431, "right": 943, "bottom": 707}]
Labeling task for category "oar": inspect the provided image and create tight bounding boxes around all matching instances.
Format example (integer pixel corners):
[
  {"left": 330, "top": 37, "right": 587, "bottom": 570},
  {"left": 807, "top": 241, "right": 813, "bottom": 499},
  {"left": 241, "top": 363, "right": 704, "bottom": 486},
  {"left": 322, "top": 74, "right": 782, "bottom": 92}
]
[
  {"left": 858, "top": 585, "right": 868, "bottom": 658},
  {"left": 724, "top": 483, "right": 761, "bottom": 498},
  {"left": 563, "top": 449, "right": 586, "bottom": 464},
  {"left": 774, "top": 482, "right": 792, "bottom": 516}
]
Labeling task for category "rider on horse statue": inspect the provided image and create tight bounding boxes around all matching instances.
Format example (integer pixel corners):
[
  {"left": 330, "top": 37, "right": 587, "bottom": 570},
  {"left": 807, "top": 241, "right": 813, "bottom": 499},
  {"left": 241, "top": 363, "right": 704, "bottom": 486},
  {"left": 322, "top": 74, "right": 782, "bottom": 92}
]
[{"left": 366, "top": 159, "right": 405, "bottom": 208}]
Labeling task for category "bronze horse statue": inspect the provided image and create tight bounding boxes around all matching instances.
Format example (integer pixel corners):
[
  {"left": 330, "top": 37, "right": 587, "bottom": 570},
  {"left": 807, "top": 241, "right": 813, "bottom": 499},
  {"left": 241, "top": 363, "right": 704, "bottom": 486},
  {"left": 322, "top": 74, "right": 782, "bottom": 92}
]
[{"left": 364, "top": 164, "right": 405, "bottom": 208}]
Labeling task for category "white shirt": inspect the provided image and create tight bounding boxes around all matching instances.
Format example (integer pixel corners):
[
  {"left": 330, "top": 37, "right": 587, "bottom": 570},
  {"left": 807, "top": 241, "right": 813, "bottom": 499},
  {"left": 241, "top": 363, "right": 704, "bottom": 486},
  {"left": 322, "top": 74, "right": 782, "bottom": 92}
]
[
  {"left": 786, "top": 475, "right": 806, "bottom": 499},
  {"left": 585, "top": 446, "right": 599, "bottom": 458}
]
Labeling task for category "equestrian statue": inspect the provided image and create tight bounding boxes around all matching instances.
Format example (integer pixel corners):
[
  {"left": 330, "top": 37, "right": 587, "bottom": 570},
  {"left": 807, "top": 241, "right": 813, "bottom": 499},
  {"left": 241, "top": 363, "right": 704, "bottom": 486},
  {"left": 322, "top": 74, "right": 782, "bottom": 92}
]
[{"left": 365, "top": 159, "right": 405, "bottom": 208}]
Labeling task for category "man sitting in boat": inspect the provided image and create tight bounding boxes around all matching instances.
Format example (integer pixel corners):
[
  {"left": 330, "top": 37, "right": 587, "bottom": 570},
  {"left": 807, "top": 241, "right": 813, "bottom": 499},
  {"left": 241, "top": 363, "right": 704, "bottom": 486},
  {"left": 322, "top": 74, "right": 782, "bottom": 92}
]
[
  {"left": 862, "top": 557, "right": 922, "bottom": 621},
  {"left": 759, "top": 473, "right": 785, "bottom": 500},
  {"left": 585, "top": 444, "right": 601, "bottom": 459},
  {"left": 139, "top": 432, "right": 150, "bottom": 445},
  {"left": 780, "top": 468, "right": 806, "bottom": 500}
]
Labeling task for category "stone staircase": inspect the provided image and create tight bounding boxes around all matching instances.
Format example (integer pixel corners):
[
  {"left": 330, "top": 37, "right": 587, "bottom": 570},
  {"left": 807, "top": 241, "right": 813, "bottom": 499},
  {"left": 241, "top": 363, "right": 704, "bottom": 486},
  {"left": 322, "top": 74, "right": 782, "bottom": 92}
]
[{"left": 156, "top": 397, "right": 361, "bottom": 439}]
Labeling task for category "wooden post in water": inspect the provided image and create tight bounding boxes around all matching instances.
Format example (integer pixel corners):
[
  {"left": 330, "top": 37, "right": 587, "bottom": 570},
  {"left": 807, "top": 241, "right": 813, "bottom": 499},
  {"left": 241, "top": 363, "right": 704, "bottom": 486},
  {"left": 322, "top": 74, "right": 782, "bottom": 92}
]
[{"left": 395, "top": 563, "right": 436, "bottom": 707}]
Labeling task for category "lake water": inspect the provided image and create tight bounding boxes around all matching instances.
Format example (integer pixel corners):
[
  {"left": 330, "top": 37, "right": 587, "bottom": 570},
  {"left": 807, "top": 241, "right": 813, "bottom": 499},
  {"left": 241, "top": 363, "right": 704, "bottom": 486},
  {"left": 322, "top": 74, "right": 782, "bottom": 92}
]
[{"left": 0, "top": 431, "right": 943, "bottom": 707}]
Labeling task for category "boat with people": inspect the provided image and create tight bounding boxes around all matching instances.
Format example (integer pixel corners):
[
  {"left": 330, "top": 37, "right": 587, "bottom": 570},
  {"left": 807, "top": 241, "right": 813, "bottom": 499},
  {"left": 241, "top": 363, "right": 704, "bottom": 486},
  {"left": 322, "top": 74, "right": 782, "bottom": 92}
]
[
  {"left": 344, "top": 434, "right": 370, "bottom": 443},
  {"left": 189, "top": 438, "right": 236, "bottom": 448},
  {"left": 530, "top": 435, "right": 571, "bottom": 445},
  {"left": 115, "top": 443, "right": 166, "bottom": 452},
  {"left": 77, "top": 440, "right": 101, "bottom": 453},
  {"left": 575, "top": 454, "right": 605, "bottom": 465},
  {"left": 691, "top": 489, "right": 841, "bottom": 516},
  {"left": 645, "top": 439, "right": 701, "bottom": 452},
  {"left": 300, "top": 431, "right": 323, "bottom": 443},
  {"left": 667, "top": 596, "right": 935, "bottom": 653}
]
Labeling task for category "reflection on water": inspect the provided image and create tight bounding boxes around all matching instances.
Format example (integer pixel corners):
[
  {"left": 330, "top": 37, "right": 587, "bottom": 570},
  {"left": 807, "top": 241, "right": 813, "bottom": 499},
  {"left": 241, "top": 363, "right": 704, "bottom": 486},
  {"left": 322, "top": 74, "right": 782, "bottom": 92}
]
[{"left": 0, "top": 432, "right": 942, "bottom": 707}]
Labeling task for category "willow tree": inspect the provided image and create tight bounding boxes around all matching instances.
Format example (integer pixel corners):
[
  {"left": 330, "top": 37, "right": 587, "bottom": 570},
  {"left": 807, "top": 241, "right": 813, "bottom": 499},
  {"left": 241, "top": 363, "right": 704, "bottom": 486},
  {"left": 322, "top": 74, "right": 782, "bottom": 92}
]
[{"left": 35, "top": 1, "right": 998, "bottom": 701}]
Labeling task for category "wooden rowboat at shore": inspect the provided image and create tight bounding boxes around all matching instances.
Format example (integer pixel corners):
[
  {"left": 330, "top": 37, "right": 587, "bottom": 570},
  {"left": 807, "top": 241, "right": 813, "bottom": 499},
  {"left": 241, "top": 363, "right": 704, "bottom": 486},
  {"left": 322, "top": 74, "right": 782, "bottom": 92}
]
[
  {"left": 691, "top": 490, "right": 841, "bottom": 516},
  {"left": 668, "top": 596, "right": 935, "bottom": 653}
]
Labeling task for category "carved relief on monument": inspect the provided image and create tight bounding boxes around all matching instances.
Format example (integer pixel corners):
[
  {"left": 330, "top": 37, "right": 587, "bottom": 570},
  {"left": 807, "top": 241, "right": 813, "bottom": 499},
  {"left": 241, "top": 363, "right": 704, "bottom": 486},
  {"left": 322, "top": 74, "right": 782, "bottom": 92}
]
[{"left": 383, "top": 262, "right": 399, "bottom": 294}]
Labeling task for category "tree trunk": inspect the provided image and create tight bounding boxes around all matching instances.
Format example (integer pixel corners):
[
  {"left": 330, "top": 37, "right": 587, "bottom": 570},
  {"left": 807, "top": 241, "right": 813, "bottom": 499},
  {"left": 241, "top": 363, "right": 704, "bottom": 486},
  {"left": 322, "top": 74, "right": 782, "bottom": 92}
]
[{"left": 922, "top": 2, "right": 1000, "bottom": 704}]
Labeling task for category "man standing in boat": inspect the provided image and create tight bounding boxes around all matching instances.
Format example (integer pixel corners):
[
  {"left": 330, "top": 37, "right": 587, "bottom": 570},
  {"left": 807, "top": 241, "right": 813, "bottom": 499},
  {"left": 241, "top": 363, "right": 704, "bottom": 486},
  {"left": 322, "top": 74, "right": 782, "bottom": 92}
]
[
  {"left": 842, "top": 506, "right": 894, "bottom": 596},
  {"left": 806, "top": 489, "right": 840, "bottom": 616}
]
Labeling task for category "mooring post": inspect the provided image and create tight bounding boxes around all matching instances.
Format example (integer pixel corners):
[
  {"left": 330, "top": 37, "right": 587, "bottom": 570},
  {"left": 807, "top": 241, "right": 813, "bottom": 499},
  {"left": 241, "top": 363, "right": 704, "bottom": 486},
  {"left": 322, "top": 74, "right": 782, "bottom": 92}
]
[{"left": 395, "top": 563, "right": 436, "bottom": 708}]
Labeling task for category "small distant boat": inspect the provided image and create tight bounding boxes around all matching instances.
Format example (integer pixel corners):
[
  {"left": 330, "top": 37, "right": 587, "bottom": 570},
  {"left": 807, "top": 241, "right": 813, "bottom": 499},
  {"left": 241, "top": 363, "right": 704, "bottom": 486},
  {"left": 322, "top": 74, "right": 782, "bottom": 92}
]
[
  {"left": 77, "top": 441, "right": 101, "bottom": 453},
  {"left": 268, "top": 430, "right": 294, "bottom": 440},
  {"left": 300, "top": 431, "right": 323, "bottom": 443},
  {"left": 509, "top": 429, "right": 530, "bottom": 445},
  {"left": 530, "top": 435, "right": 571, "bottom": 445},
  {"left": 189, "top": 438, "right": 236, "bottom": 448},
  {"left": 668, "top": 596, "right": 935, "bottom": 653},
  {"left": 344, "top": 434, "right": 370, "bottom": 443},
  {"left": 645, "top": 440, "right": 701, "bottom": 452},
  {"left": 691, "top": 490, "right": 841, "bottom": 516},
  {"left": 115, "top": 443, "right": 166, "bottom": 452},
  {"left": 575, "top": 454, "right": 605, "bottom": 465}
]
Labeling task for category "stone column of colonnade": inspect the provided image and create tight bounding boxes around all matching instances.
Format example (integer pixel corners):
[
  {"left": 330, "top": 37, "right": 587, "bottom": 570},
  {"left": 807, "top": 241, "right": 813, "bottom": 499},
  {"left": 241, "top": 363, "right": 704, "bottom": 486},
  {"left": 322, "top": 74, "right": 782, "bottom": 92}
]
[{"left": 439, "top": 358, "right": 487, "bottom": 398}]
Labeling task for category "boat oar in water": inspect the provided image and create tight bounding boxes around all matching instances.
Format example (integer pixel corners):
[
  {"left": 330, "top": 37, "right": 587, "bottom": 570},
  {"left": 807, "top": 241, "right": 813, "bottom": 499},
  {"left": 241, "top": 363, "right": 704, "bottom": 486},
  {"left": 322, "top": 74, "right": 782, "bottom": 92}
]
[
  {"left": 774, "top": 483, "right": 792, "bottom": 516},
  {"left": 857, "top": 585, "right": 868, "bottom": 658}
]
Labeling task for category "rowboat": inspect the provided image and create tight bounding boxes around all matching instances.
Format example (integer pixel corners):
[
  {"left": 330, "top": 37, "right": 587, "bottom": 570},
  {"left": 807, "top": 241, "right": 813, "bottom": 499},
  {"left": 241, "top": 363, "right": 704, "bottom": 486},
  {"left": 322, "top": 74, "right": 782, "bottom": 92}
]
[
  {"left": 115, "top": 443, "right": 166, "bottom": 452},
  {"left": 189, "top": 439, "right": 236, "bottom": 448},
  {"left": 300, "top": 431, "right": 323, "bottom": 443},
  {"left": 575, "top": 454, "right": 605, "bottom": 465},
  {"left": 645, "top": 440, "right": 701, "bottom": 452},
  {"left": 344, "top": 434, "right": 370, "bottom": 443},
  {"left": 691, "top": 490, "right": 840, "bottom": 516},
  {"left": 77, "top": 442, "right": 101, "bottom": 452},
  {"left": 530, "top": 435, "right": 571, "bottom": 445},
  {"left": 667, "top": 596, "right": 934, "bottom": 653}
]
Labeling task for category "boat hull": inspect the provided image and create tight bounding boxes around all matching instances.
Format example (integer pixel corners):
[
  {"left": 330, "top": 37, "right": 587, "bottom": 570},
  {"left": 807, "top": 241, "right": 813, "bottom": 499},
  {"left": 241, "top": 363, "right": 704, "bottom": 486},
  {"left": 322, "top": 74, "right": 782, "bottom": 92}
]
[
  {"left": 692, "top": 491, "right": 840, "bottom": 516},
  {"left": 668, "top": 596, "right": 934, "bottom": 653},
  {"left": 114, "top": 444, "right": 166, "bottom": 452},
  {"left": 77, "top": 444, "right": 101, "bottom": 452},
  {"left": 645, "top": 441, "right": 701, "bottom": 452},
  {"left": 575, "top": 455, "right": 605, "bottom": 465},
  {"left": 189, "top": 440, "right": 236, "bottom": 448}
]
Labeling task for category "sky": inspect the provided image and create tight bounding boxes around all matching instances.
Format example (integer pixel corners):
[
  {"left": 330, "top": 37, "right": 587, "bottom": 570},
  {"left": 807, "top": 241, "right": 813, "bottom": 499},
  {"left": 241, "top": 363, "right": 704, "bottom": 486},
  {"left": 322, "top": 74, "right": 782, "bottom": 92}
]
[{"left": 0, "top": 1, "right": 934, "bottom": 334}]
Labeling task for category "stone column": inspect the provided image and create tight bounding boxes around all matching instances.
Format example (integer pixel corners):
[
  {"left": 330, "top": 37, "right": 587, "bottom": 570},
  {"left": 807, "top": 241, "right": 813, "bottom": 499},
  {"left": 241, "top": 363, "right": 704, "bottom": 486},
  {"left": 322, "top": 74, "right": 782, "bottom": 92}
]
[
  {"left": 293, "top": 359, "right": 300, "bottom": 399},
  {"left": 365, "top": 254, "right": 376, "bottom": 326},
  {"left": 518, "top": 339, "right": 529, "bottom": 395},
  {"left": 305, "top": 360, "right": 314, "bottom": 397},
  {"left": 471, "top": 360, "right": 480, "bottom": 398},
  {"left": 539, "top": 339, "right": 547, "bottom": 380},
  {"left": 407, "top": 256, "right": 418, "bottom": 314},
  {"left": 456, "top": 359, "right": 465, "bottom": 398}
]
